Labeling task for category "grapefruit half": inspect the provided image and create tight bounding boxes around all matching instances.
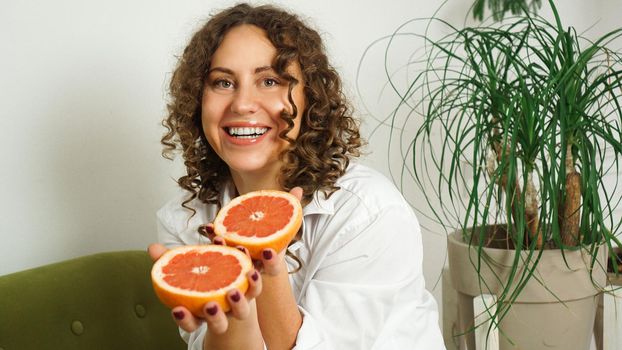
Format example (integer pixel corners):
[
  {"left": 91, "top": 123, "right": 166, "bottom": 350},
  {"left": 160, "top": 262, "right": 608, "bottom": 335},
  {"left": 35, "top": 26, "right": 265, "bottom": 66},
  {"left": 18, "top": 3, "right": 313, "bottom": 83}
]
[
  {"left": 151, "top": 245, "right": 252, "bottom": 316},
  {"left": 213, "top": 190, "right": 303, "bottom": 259}
]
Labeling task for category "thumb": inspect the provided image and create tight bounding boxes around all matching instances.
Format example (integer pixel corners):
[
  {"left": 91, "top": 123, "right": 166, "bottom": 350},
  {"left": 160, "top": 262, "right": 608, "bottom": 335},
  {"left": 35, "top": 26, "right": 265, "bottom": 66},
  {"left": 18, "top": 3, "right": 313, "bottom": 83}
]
[
  {"left": 148, "top": 243, "right": 168, "bottom": 262},
  {"left": 289, "top": 186, "right": 303, "bottom": 202}
]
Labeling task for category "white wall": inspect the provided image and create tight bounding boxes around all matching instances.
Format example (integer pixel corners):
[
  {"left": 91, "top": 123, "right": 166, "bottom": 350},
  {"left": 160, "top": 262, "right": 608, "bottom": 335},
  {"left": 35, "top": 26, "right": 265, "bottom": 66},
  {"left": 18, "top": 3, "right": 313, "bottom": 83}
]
[
  {"left": 2, "top": 0, "right": 622, "bottom": 336},
  {"left": 0, "top": 0, "right": 451, "bottom": 275}
]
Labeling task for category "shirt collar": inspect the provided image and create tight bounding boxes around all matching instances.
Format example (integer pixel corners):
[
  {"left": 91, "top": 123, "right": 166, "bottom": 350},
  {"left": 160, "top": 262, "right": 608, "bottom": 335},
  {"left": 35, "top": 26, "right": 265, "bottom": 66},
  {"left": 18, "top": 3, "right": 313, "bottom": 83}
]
[
  {"left": 303, "top": 190, "right": 335, "bottom": 216},
  {"left": 219, "top": 181, "right": 237, "bottom": 207}
]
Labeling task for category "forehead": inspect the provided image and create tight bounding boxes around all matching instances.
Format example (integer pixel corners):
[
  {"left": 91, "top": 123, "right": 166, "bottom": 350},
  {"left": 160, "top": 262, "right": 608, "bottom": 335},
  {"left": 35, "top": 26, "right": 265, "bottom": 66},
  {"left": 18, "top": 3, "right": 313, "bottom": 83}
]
[{"left": 210, "top": 25, "right": 276, "bottom": 68}]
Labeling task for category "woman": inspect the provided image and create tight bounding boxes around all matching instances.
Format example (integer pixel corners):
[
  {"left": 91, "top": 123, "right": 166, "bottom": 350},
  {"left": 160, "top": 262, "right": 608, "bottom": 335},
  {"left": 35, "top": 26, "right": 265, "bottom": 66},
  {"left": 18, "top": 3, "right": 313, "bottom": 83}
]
[{"left": 149, "top": 3, "right": 445, "bottom": 349}]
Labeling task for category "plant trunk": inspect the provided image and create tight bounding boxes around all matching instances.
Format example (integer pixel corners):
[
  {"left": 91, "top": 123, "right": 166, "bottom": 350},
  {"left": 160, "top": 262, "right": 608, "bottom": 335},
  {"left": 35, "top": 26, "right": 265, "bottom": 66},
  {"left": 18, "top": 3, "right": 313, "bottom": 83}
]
[
  {"left": 525, "top": 172, "right": 542, "bottom": 248},
  {"left": 488, "top": 141, "right": 543, "bottom": 249},
  {"left": 559, "top": 145, "right": 582, "bottom": 246}
]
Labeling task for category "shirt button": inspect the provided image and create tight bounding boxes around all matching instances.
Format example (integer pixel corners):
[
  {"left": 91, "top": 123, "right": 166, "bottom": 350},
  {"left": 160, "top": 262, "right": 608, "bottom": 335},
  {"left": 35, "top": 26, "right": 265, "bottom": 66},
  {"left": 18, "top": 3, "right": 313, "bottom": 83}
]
[
  {"left": 135, "top": 304, "right": 147, "bottom": 318},
  {"left": 71, "top": 320, "right": 84, "bottom": 335}
]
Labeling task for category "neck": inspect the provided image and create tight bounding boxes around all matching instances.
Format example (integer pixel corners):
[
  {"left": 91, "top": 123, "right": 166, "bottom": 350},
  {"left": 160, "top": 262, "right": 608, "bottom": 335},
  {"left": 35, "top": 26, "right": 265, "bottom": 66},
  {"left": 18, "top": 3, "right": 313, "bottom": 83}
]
[{"left": 230, "top": 168, "right": 282, "bottom": 195}]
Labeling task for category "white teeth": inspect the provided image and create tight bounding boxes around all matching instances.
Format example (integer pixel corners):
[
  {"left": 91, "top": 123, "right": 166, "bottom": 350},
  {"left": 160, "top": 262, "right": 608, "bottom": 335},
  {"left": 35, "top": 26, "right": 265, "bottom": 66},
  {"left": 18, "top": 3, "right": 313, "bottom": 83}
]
[{"left": 227, "top": 127, "right": 268, "bottom": 137}]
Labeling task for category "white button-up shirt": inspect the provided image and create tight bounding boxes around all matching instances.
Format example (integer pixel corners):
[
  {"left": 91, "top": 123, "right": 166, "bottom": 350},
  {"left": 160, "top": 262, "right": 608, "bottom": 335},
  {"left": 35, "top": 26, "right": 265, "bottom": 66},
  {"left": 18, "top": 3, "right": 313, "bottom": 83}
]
[{"left": 157, "top": 163, "right": 445, "bottom": 349}]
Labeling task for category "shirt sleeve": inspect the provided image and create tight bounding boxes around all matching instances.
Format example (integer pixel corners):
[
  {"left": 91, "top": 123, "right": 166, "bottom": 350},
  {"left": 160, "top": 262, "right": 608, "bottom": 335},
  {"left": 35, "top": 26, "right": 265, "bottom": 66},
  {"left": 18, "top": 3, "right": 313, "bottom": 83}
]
[
  {"left": 156, "top": 206, "right": 185, "bottom": 248},
  {"left": 156, "top": 196, "right": 211, "bottom": 248},
  {"left": 293, "top": 203, "right": 446, "bottom": 350}
]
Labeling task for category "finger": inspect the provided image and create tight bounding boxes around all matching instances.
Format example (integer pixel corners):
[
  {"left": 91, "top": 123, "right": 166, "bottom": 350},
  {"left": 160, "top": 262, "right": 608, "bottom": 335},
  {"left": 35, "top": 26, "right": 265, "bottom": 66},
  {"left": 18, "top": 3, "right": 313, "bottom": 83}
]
[
  {"left": 227, "top": 289, "right": 250, "bottom": 319},
  {"left": 212, "top": 236, "right": 226, "bottom": 246},
  {"left": 171, "top": 307, "right": 203, "bottom": 333},
  {"left": 253, "top": 259, "right": 264, "bottom": 272},
  {"left": 203, "top": 302, "right": 228, "bottom": 334},
  {"left": 235, "top": 245, "right": 249, "bottom": 257},
  {"left": 259, "top": 248, "right": 281, "bottom": 276},
  {"left": 289, "top": 186, "right": 303, "bottom": 202},
  {"left": 198, "top": 223, "right": 216, "bottom": 241},
  {"left": 246, "top": 269, "right": 262, "bottom": 299},
  {"left": 148, "top": 243, "right": 168, "bottom": 262}
]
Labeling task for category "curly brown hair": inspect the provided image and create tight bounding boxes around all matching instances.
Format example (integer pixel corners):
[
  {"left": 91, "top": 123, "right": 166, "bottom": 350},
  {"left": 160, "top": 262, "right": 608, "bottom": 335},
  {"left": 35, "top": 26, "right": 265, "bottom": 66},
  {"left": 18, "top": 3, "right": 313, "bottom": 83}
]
[{"left": 161, "top": 3, "right": 362, "bottom": 210}]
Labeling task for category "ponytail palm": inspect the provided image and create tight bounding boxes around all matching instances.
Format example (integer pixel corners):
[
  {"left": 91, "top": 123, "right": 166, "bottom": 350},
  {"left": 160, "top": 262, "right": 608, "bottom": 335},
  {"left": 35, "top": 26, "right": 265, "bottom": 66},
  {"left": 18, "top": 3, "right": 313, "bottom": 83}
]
[
  {"left": 373, "top": 0, "right": 622, "bottom": 325},
  {"left": 472, "top": 0, "right": 542, "bottom": 21}
]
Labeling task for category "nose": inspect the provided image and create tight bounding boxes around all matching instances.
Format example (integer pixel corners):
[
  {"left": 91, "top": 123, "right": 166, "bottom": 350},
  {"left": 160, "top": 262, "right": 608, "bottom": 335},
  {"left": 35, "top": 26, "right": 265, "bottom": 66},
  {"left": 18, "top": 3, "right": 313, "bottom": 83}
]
[{"left": 230, "top": 85, "right": 259, "bottom": 115}]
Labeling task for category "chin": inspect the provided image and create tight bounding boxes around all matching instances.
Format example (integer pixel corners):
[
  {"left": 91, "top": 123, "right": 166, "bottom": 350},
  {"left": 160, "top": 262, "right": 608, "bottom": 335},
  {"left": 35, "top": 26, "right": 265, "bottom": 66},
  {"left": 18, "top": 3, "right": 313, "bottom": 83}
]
[{"left": 229, "top": 160, "right": 279, "bottom": 174}]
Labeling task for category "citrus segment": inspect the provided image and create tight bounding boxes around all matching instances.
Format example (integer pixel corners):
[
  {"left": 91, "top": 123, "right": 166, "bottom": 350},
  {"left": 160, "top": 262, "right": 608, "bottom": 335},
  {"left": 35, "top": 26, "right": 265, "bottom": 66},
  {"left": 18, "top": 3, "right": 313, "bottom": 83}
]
[
  {"left": 214, "top": 190, "right": 303, "bottom": 259},
  {"left": 151, "top": 245, "right": 252, "bottom": 316},
  {"left": 162, "top": 251, "right": 241, "bottom": 291},
  {"left": 224, "top": 196, "right": 294, "bottom": 237}
]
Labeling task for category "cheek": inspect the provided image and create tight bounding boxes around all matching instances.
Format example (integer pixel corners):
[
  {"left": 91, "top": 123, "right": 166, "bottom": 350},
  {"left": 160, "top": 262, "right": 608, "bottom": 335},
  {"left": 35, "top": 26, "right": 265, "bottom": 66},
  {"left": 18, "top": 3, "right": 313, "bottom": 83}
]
[
  {"left": 291, "top": 81, "right": 306, "bottom": 114},
  {"left": 200, "top": 109, "right": 223, "bottom": 149},
  {"left": 264, "top": 94, "right": 289, "bottom": 116},
  {"left": 201, "top": 94, "right": 225, "bottom": 126},
  {"left": 277, "top": 86, "right": 306, "bottom": 123},
  {"left": 268, "top": 85, "right": 305, "bottom": 117},
  {"left": 290, "top": 116, "right": 303, "bottom": 140},
  {"left": 291, "top": 89, "right": 306, "bottom": 136}
]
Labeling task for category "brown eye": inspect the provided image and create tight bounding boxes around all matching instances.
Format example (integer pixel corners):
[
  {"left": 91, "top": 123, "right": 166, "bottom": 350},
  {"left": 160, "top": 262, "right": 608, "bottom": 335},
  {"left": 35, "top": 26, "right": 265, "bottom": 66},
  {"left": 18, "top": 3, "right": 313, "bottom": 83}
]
[
  {"left": 214, "top": 79, "right": 234, "bottom": 89},
  {"left": 263, "top": 78, "right": 279, "bottom": 87}
]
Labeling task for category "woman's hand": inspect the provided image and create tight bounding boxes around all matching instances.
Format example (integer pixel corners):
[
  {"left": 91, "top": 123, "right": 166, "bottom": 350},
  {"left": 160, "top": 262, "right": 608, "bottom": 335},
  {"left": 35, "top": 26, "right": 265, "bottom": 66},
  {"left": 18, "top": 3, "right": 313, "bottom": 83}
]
[
  {"left": 148, "top": 243, "right": 264, "bottom": 349},
  {"left": 198, "top": 186, "right": 304, "bottom": 278},
  {"left": 198, "top": 225, "right": 286, "bottom": 277},
  {"left": 148, "top": 186, "right": 303, "bottom": 348}
]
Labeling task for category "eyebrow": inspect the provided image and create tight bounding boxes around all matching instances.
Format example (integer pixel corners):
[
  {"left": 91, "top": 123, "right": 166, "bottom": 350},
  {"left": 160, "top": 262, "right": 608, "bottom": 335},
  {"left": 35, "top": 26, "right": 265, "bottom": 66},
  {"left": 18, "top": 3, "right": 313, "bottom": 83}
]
[{"left": 208, "top": 66, "right": 273, "bottom": 74}]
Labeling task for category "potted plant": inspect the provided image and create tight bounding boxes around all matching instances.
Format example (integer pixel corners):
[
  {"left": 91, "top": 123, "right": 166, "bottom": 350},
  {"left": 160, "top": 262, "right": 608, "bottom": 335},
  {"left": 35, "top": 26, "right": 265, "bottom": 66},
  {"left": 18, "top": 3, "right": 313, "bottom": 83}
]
[
  {"left": 360, "top": 1, "right": 622, "bottom": 349},
  {"left": 471, "top": 0, "right": 542, "bottom": 21}
]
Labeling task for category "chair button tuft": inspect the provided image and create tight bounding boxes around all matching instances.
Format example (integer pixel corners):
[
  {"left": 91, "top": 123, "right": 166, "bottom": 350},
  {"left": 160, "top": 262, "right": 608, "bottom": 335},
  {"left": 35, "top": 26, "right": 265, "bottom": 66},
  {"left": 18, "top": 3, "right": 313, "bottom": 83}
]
[
  {"left": 71, "top": 320, "right": 84, "bottom": 335},
  {"left": 135, "top": 304, "right": 147, "bottom": 318}
]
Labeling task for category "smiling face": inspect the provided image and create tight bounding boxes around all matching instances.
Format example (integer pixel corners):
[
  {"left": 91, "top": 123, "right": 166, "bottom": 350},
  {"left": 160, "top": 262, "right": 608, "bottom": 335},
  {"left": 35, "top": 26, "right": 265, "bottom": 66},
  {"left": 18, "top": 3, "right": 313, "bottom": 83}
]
[{"left": 201, "top": 25, "right": 305, "bottom": 190}]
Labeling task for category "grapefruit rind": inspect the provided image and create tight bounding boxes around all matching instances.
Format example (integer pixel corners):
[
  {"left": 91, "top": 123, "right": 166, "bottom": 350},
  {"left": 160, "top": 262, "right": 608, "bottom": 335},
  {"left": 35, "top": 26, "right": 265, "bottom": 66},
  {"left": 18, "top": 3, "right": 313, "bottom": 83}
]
[
  {"left": 213, "top": 190, "right": 303, "bottom": 259},
  {"left": 151, "top": 245, "right": 252, "bottom": 316}
]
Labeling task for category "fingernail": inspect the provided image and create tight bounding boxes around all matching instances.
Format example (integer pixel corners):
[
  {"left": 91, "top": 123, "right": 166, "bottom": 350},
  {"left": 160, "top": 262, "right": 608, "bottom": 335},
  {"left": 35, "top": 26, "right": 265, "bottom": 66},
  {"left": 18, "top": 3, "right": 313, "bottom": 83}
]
[
  {"left": 213, "top": 239, "right": 223, "bottom": 245},
  {"left": 173, "top": 311, "right": 184, "bottom": 320},
  {"left": 206, "top": 305, "right": 218, "bottom": 316},
  {"left": 198, "top": 225, "right": 215, "bottom": 237},
  {"left": 230, "top": 291, "right": 241, "bottom": 302},
  {"left": 262, "top": 250, "right": 273, "bottom": 260},
  {"left": 251, "top": 271, "right": 259, "bottom": 281}
]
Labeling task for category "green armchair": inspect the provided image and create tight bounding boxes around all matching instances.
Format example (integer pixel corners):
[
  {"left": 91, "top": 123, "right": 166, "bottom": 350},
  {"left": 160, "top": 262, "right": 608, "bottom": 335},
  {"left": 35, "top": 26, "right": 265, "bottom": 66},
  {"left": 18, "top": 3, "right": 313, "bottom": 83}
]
[{"left": 0, "top": 250, "right": 186, "bottom": 350}]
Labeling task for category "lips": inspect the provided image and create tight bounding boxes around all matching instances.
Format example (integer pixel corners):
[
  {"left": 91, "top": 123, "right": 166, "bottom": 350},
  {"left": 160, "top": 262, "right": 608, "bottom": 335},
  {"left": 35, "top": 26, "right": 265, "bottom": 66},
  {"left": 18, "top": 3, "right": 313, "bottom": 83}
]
[
  {"left": 222, "top": 123, "right": 271, "bottom": 145},
  {"left": 225, "top": 126, "right": 269, "bottom": 138}
]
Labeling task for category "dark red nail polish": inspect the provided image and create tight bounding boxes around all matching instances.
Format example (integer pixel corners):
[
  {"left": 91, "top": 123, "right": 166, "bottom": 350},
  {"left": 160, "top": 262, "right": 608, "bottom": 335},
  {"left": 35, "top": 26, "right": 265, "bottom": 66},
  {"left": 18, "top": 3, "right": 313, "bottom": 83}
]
[
  {"left": 173, "top": 311, "right": 184, "bottom": 320},
  {"left": 230, "top": 291, "right": 241, "bottom": 302},
  {"left": 206, "top": 305, "right": 218, "bottom": 316},
  {"left": 251, "top": 271, "right": 259, "bottom": 281},
  {"left": 262, "top": 250, "right": 273, "bottom": 260},
  {"left": 205, "top": 225, "right": 214, "bottom": 234},
  {"left": 213, "top": 239, "right": 223, "bottom": 245}
]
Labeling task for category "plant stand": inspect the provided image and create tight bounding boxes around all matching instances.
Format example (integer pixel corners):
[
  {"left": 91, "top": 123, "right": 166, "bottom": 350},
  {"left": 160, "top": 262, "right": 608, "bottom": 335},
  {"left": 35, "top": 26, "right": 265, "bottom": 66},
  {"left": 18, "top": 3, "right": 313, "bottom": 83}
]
[
  {"left": 596, "top": 248, "right": 622, "bottom": 349},
  {"left": 446, "top": 229, "right": 606, "bottom": 350}
]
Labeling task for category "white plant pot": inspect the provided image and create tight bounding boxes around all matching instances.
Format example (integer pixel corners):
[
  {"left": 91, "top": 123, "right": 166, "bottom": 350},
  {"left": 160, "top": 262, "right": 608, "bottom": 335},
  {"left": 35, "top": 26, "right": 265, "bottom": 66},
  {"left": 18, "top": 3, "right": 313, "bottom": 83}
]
[{"left": 447, "top": 227, "right": 606, "bottom": 350}]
